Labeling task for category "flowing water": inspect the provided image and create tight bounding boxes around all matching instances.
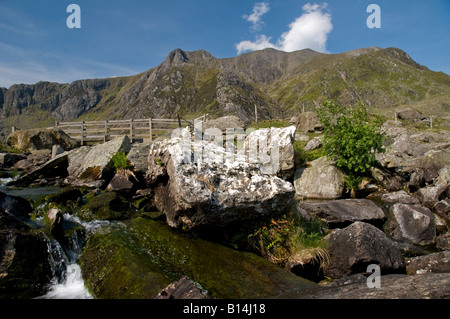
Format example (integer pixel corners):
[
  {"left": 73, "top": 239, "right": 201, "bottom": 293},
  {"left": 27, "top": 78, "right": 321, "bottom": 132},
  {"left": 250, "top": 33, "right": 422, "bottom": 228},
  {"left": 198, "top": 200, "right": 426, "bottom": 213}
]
[{"left": 37, "top": 215, "right": 115, "bottom": 299}]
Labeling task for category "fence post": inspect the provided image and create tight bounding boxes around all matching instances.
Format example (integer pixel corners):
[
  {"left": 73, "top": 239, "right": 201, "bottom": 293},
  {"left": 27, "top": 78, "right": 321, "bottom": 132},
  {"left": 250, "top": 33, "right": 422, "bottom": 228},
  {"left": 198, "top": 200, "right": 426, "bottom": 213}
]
[
  {"left": 149, "top": 118, "right": 153, "bottom": 142},
  {"left": 104, "top": 120, "right": 108, "bottom": 143},
  {"left": 55, "top": 120, "right": 59, "bottom": 130},
  {"left": 130, "top": 119, "right": 133, "bottom": 142},
  {"left": 80, "top": 121, "right": 84, "bottom": 146},
  {"left": 11, "top": 126, "right": 16, "bottom": 133}
]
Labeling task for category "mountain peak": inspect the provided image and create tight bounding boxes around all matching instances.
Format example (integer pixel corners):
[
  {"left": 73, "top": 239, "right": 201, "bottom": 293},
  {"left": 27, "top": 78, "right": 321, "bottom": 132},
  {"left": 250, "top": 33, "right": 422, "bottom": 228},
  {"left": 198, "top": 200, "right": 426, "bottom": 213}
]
[{"left": 164, "top": 48, "right": 189, "bottom": 66}]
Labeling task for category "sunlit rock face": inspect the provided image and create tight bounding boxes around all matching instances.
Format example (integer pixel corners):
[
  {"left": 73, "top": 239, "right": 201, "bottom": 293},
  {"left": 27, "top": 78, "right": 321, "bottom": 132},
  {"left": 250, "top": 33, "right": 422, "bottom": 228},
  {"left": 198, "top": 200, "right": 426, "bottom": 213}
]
[{"left": 146, "top": 127, "right": 295, "bottom": 230}]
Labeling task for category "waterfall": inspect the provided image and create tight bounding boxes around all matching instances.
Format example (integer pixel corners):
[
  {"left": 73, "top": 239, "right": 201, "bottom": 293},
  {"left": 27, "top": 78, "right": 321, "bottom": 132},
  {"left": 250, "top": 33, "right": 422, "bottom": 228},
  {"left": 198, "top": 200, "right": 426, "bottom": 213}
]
[{"left": 36, "top": 215, "right": 112, "bottom": 299}]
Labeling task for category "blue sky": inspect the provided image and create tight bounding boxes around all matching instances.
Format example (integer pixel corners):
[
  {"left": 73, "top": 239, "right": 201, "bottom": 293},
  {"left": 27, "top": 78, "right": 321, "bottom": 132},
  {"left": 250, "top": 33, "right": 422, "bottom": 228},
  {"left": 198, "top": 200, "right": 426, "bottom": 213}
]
[{"left": 0, "top": 0, "right": 449, "bottom": 88}]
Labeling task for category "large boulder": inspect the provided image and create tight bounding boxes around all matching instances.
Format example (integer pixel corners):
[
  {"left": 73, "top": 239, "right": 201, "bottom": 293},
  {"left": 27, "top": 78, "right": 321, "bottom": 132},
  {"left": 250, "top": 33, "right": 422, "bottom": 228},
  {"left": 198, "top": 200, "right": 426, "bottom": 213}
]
[
  {"left": 295, "top": 112, "right": 323, "bottom": 133},
  {"left": 323, "top": 222, "right": 404, "bottom": 279},
  {"left": 79, "top": 217, "right": 317, "bottom": 299},
  {"left": 146, "top": 128, "right": 295, "bottom": 231},
  {"left": 294, "top": 156, "right": 345, "bottom": 199},
  {"left": 298, "top": 199, "right": 386, "bottom": 228},
  {"left": 0, "top": 191, "right": 53, "bottom": 298},
  {"left": 243, "top": 126, "right": 296, "bottom": 180},
  {"left": 7, "top": 152, "right": 69, "bottom": 187},
  {"left": 386, "top": 204, "right": 436, "bottom": 246},
  {"left": 396, "top": 107, "right": 427, "bottom": 123},
  {"left": 7, "top": 128, "right": 78, "bottom": 153},
  {"left": 65, "top": 135, "right": 131, "bottom": 188}
]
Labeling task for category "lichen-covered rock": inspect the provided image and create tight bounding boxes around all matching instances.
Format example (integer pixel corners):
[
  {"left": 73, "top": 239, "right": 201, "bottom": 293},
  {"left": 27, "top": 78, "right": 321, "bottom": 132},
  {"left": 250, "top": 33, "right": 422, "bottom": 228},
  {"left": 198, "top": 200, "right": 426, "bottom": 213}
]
[
  {"left": 406, "top": 251, "right": 450, "bottom": 275},
  {"left": 243, "top": 126, "right": 296, "bottom": 179},
  {"left": 147, "top": 128, "right": 295, "bottom": 230},
  {"left": 294, "top": 156, "right": 345, "bottom": 199},
  {"left": 386, "top": 204, "right": 436, "bottom": 246}
]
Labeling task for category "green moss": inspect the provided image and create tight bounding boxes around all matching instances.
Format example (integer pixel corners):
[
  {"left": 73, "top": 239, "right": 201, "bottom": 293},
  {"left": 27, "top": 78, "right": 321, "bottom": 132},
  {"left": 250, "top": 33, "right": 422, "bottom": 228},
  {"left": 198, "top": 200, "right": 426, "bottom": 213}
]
[
  {"left": 125, "top": 218, "right": 316, "bottom": 299},
  {"left": 79, "top": 227, "right": 171, "bottom": 299},
  {"left": 76, "top": 191, "right": 136, "bottom": 222},
  {"left": 79, "top": 218, "right": 316, "bottom": 299}
]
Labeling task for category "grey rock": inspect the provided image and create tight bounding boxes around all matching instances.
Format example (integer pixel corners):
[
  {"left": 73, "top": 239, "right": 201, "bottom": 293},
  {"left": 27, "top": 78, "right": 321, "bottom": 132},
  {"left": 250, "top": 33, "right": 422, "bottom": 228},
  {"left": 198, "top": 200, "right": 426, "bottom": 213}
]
[
  {"left": 7, "top": 128, "right": 78, "bottom": 153},
  {"left": 52, "top": 144, "right": 65, "bottom": 159},
  {"left": 147, "top": 128, "right": 295, "bottom": 230},
  {"left": 0, "top": 153, "right": 26, "bottom": 168},
  {"left": 298, "top": 199, "right": 386, "bottom": 228},
  {"left": 295, "top": 112, "right": 323, "bottom": 133},
  {"left": 202, "top": 115, "right": 245, "bottom": 132},
  {"left": 127, "top": 142, "right": 152, "bottom": 174},
  {"left": 66, "top": 135, "right": 131, "bottom": 187},
  {"left": 397, "top": 107, "right": 427, "bottom": 122},
  {"left": 295, "top": 273, "right": 450, "bottom": 299},
  {"left": 380, "top": 190, "right": 420, "bottom": 205},
  {"left": 370, "top": 167, "right": 404, "bottom": 192},
  {"left": 154, "top": 276, "right": 207, "bottom": 299},
  {"left": 323, "top": 222, "right": 404, "bottom": 279},
  {"left": 243, "top": 126, "right": 296, "bottom": 180},
  {"left": 304, "top": 137, "right": 322, "bottom": 151},
  {"left": 0, "top": 191, "right": 53, "bottom": 298},
  {"left": 7, "top": 152, "right": 69, "bottom": 187},
  {"left": 107, "top": 169, "right": 139, "bottom": 192},
  {"left": 294, "top": 156, "right": 345, "bottom": 199},
  {"left": 406, "top": 251, "right": 450, "bottom": 275},
  {"left": 386, "top": 204, "right": 436, "bottom": 246},
  {"left": 436, "top": 232, "right": 450, "bottom": 251}
]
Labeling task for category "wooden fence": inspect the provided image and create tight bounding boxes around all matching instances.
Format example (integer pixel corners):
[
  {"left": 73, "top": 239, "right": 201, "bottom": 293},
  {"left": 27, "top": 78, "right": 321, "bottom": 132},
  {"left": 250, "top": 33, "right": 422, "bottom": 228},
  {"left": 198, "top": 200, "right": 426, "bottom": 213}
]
[{"left": 52, "top": 114, "right": 207, "bottom": 145}]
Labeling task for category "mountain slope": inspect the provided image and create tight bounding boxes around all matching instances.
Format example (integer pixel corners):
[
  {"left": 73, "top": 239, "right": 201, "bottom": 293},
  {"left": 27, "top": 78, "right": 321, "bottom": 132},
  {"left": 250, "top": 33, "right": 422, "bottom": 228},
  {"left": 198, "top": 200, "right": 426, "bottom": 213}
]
[{"left": 0, "top": 46, "right": 449, "bottom": 138}]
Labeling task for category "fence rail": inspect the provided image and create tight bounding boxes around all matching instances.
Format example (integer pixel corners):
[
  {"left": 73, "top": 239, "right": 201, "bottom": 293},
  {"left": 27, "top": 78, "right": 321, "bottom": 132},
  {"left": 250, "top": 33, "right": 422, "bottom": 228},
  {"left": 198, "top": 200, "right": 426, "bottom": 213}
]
[{"left": 51, "top": 115, "right": 204, "bottom": 145}]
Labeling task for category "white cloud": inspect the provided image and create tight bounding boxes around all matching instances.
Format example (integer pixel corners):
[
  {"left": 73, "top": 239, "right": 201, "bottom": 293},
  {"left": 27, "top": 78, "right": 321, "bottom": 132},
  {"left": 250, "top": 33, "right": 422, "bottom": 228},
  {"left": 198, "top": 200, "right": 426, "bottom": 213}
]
[
  {"left": 243, "top": 2, "right": 270, "bottom": 31},
  {"left": 236, "top": 2, "right": 333, "bottom": 54},
  {"left": 235, "top": 34, "right": 277, "bottom": 54}
]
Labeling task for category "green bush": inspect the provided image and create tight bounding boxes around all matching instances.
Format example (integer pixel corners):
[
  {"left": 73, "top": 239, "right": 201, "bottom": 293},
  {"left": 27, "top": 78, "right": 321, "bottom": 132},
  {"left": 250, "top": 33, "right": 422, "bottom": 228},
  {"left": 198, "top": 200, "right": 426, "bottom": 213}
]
[
  {"left": 109, "top": 149, "right": 132, "bottom": 172},
  {"left": 316, "top": 100, "right": 385, "bottom": 181}
]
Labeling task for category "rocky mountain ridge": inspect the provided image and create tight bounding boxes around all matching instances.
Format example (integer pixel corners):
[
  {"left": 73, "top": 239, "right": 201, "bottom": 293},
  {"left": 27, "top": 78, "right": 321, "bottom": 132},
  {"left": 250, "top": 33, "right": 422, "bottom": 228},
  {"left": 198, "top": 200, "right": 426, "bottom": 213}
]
[{"left": 1, "top": 47, "right": 449, "bottom": 138}]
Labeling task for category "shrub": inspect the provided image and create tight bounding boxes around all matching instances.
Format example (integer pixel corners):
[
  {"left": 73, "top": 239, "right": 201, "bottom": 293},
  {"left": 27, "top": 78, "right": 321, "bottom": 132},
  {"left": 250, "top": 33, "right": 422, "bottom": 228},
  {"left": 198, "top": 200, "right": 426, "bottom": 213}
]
[
  {"left": 316, "top": 100, "right": 385, "bottom": 187},
  {"left": 109, "top": 149, "right": 132, "bottom": 172},
  {"left": 247, "top": 214, "right": 328, "bottom": 269}
]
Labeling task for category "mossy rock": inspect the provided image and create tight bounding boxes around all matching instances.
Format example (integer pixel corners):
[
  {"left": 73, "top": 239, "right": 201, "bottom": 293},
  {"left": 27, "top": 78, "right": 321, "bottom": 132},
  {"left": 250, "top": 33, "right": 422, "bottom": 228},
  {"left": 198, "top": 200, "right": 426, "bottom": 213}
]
[
  {"left": 79, "top": 218, "right": 317, "bottom": 299},
  {"left": 76, "top": 191, "right": 136, "bottom": 222},
  {"left": 79, "top": 226, "right": 171, "bottom": 299}
]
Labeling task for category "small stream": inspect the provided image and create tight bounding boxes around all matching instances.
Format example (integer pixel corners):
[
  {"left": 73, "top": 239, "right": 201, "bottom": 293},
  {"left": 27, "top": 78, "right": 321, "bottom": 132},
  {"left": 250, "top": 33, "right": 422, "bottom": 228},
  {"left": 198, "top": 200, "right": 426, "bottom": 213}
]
[
  {"left": 36, "top": 215, "right": 113, "bottom": 299},
  {"left": 1, "top": 178, "right": 97, "bottom": 299}
]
